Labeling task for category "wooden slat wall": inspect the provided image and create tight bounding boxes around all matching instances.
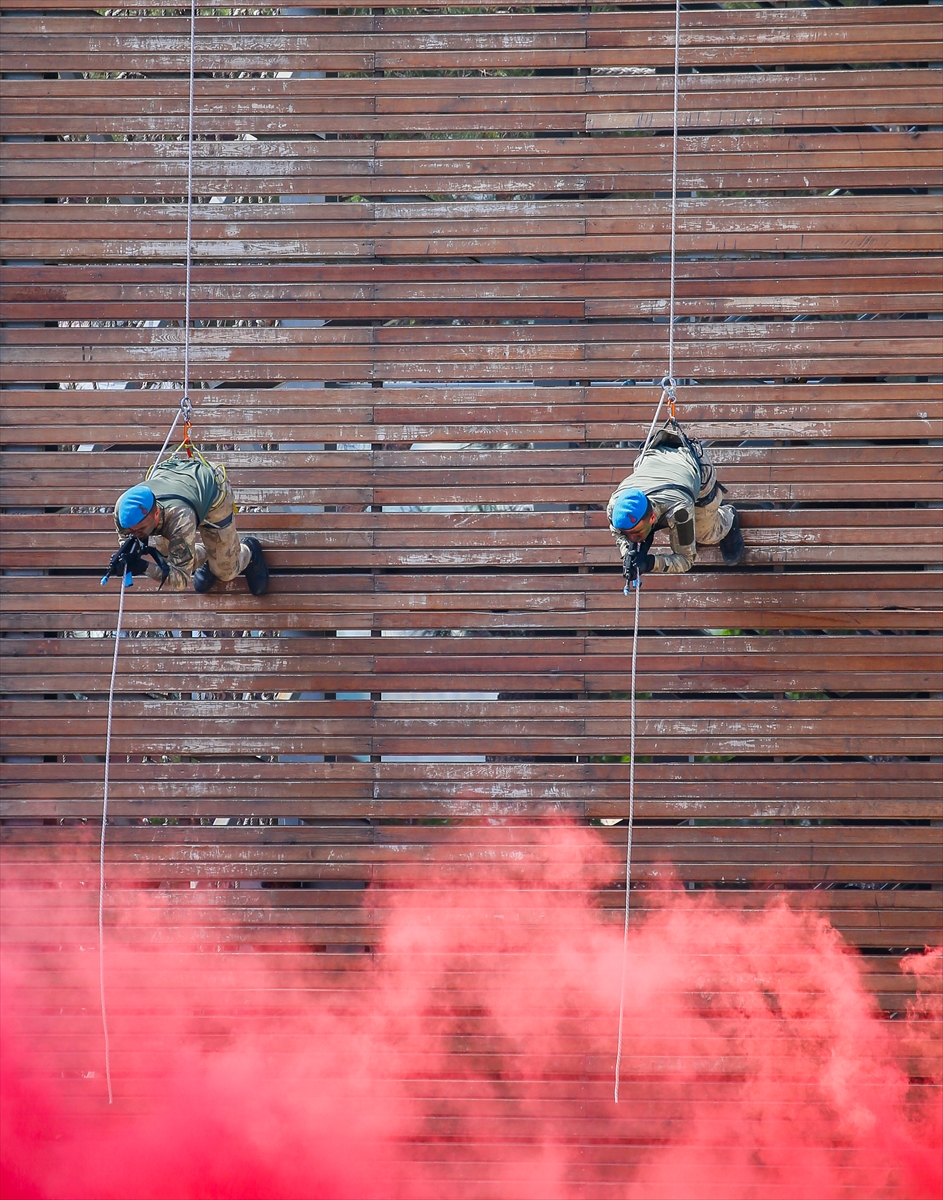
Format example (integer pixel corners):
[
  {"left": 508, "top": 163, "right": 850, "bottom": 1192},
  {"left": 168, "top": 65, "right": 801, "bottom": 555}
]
[{"left": 1, "top": 0, "right": 941, "bottom": 1178}]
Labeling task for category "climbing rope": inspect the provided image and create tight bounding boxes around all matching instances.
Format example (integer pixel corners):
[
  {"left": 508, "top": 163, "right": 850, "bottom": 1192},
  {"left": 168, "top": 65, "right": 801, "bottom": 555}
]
[
  {"left": 97, "top": 575, "right": 126, "bottom": 1107},
  {"left": 153, "top": 0, "right": 198, "bottom": 466},
  {"left": 614, "top": 0, "right": 684, "bottom": 1106},
  {"left": 613, "top": 577, "right": 641, "bottom": 1104},
  {"left": 98, "top": 0, "right": 199, "bottom": 1104}
]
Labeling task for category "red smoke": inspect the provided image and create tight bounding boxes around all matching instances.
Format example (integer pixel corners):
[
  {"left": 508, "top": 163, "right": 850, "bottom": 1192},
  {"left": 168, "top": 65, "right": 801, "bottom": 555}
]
[{"left": 1, "top": 823, "right": 939, "bottom": 1199}]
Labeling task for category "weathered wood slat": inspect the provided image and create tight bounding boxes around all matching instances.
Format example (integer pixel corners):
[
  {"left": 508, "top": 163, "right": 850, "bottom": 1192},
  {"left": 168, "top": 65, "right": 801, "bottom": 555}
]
[
  {"left": 4, "top": 130, "right": 935, "bottom": 161},
  {"left": 4, "top": 632, "right": 937, "bottom": 698},
  {"left": 2, "top": 825, "right": 940, "bottom": 880},
  {"left": 2, "top": 697, "right": 940, "bottom": 759},
  {"left": 5, "top": 67, "right": 936, "bottom": 97},
  {"left": 3, "top": 382, "right": 938, "bottom": 444},
  {"left": 4, "top": 70, "right": 937, "bottom": 132},
  {"left": 2, "top": 572, "right": 938, "bottom": 636},
  {"left": 5, "top": 8, "right": 939, "bottom": 33},
  {"left": 0, "top": 966, "right": 929, "bottom": 1033},
  {"left": 6, "top": 821, "right": 938, "bottom": 854},
  {"left": 2, "top": 444, "right": 939, "bottom": 510},
  {"left": 4, "top": 259, "right": 940, "bottom": 326},
  {"left": 1, "top": 8, "right": 937, "bottom": 74},
  {"left": 3, "top": 134, "right": 939, "bottom": 201},
  {"left": 2, "top": 511, "right": 940, "bottom": 574},
  {"left": 3, "top": 319, "right": 940, "bottom": 385},
  {"left": 2, "top": 760, "right": 937, "bottom": 820}
]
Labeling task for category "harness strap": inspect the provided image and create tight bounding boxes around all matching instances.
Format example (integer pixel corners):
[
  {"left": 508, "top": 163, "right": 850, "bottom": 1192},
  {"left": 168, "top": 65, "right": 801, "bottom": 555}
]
[
  {"left": 204, "top": 510, "right": 234, "bottom": 531},
  {"left": 695, "top": 478, "right": 727, "bottom": 509},
  {"left": 152, "top": 492, "right": 202, "bottom": 521}
]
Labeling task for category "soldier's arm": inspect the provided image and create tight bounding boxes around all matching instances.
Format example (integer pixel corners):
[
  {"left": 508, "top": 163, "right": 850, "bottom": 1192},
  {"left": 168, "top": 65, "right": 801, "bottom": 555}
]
[
  {"left": 148, "top": 505, "right": 198, "bottom": 592},
  {"left": 652, "top": 503, "right": 696, "bottom": 574}
]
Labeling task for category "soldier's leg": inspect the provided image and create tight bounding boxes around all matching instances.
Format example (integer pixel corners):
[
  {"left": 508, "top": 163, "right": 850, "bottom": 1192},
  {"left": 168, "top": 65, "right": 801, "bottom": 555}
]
[
  {"left": 695, "top": 491, "right": 735, "bottom": 546},
  {"left": 200, "top": 478, "right": 251, "bottom": 582},
  {"left": 695, "top": 450, "right": 743, "bottom": 564},
  {"left": 693, "top": 450, "right": 735, "bottom": 545}
]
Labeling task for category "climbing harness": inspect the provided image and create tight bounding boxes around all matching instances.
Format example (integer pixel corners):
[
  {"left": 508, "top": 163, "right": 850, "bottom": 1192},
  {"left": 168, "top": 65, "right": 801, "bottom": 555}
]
[
  {"left": 97, "top": 0, "right": 200, "bottom": 1104},
  {"left": 614, "top": 0, "right": 684, "bottom": 1106}
]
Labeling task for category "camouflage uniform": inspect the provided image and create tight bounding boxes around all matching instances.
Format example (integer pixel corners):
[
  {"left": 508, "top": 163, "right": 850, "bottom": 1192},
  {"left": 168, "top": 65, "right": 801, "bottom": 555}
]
[
  {"left": 607, "top": 434, "right": 735, "bottom": 575},
  {"left": 114, "top": 459, "right": 251, "bottom": 593}
]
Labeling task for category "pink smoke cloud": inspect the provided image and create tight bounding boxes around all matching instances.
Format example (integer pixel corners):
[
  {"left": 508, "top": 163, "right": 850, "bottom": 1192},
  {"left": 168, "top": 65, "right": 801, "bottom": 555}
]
[{"left": 1, "top": 823, "right": 939, "bottom": 1199}]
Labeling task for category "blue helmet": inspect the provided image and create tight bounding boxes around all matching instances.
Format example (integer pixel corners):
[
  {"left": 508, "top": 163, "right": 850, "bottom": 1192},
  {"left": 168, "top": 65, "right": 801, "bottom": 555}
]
[
  {"left": 611, "top": 488, "right": 650, "bottom": 530},
  {"left": 115, "top": 484, "right": 156, "bottom": 531}
]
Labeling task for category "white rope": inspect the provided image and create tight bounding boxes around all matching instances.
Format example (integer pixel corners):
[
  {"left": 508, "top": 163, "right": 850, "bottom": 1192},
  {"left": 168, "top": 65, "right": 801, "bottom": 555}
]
[
  {"left": 152, "top": 401, "right": 187, "bottom": 471},
  {"left": 666, "top": 0, "right": 682, "bottom": 386},
  {"left": 98, "top": 0, "right": 198, "bottom": 1106},
  {"left": 613, "top": 579, "right": 641, "bottom": 1104},
  {"left": 182, "top": 0, "right": 197, "bottom": 409},
  {"left": 639, "top": 376, "right": 677, "bottom": 462},
  {"left": 614, "top": 0, "right": 683, "bottom": 1106},
  {"left": 99, "top": 575, "right": 127, "bottom": 1106},
  {"left": 153, "top": 0, "right": 197, "bottom": 470}
]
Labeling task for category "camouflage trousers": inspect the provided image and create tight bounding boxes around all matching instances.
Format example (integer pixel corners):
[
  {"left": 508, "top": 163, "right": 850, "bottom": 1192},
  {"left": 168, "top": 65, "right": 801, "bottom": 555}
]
[
  {"left": 194, "top": 474, "right": 251, "bottom": 582},
  {"left": 695, "top": 448, "right": 736, "bottom": 546}
]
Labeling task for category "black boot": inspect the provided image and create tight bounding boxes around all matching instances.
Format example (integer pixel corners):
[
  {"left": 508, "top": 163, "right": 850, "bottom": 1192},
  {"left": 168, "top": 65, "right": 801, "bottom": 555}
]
[
  {"left": 241, "top": 537, "right": 269, "bottom": 596},
  {"left": 719, "top": 510, "right": 745, "bottom": 566},
  {"left": 193, "top": 563, "right": 217, "bottom": 593}
]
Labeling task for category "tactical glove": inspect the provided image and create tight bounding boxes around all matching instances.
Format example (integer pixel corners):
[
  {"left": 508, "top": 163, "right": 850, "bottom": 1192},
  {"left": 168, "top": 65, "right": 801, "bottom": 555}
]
[
  {"left": 622, "top": 549, "right": 656, "bottom": 592},
  {"left": 623, "top": 550, "right": 655, "bottom": 578},
  {"left": 123, "top": 545, "right": 150, "bottom": 576}
]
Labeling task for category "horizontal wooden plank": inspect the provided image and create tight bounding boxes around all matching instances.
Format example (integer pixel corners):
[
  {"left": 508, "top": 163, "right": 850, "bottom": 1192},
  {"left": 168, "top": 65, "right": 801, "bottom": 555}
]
[
  {"left": 2, "top": 696, "right": 940, "bottom": 759},
  {"left": 1, "top": 17, "right": 937, "bottom": 74},
  {"left": 3, "top": 633, "right": 938, "bottom": 697},
  {"left": 2, "top": 446, "right": 939, "bottom": 509},
  {"left": 2, "top": 572, "right": 938, "bottom": 636},
  {"left": 5, "top": 67, "right": 936, "bottom": 101},
  {"left": 2, "top": 760, "right": 938, "bottom": 821},
  {"left": 4, "top": 820, "right": 939, "bottom": 852},
  {"left": 5, "top": 222, "right": 939, "bottom": 263},
  {"left": 4, "top": 103, "right": 938, "bottom": 138},
  {"left": 5, "top": 252, "right": 936, "bottom": 280},
  {"left": 0, "top": 519, "right": 940, "bottom": 575},
  {"left": 3, "top": 134, "right": 939, "bottom": 200},
  {"left": 5, "top": 8, "right": 939, "bottom": 35},
  {"left": 4, "top": 130, "right": 935, "bottom": 162},
  {"left": 3, "top": 444, "right": 937, "bottom": 468},
  {"left": 3, "top": 321, "right": 940, "bottom": 385},
  {"left": 3, "top": 382, "right": 938, "bottom": 445},
  {"left": 2, "top": 256, "right": 940, "bottom": 317},
  {"left": 5, "top": 882, "right": 940, "bottom": 920},
  {"left": 10, "top": 319, "right": 938, "bottom": 347},
  {"left": 1, "top": 884, "right": 940, "bottom": 949},
  {"left": 6, "top": 195, "right": 938, "bottom": 222}
]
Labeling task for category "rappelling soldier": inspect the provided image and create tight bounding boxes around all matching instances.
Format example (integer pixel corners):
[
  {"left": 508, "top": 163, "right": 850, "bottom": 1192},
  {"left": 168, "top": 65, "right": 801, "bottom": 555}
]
[
  {"left": 110, "top": 456, "right": 269, "bottom": 595},
  {"left": 607, "top": 423, "right": 744, "bottom": 579}
]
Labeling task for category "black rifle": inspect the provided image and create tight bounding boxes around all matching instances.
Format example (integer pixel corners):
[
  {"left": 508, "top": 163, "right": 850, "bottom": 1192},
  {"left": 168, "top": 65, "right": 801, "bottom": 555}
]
[{"left": 100, "top": 536, "right": 168, "bottom": 587}]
